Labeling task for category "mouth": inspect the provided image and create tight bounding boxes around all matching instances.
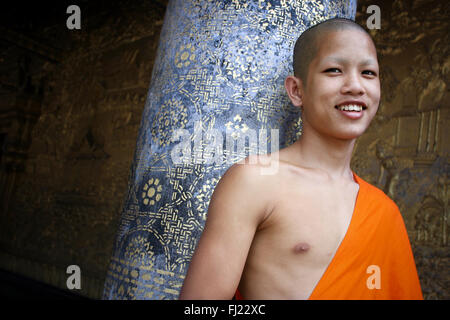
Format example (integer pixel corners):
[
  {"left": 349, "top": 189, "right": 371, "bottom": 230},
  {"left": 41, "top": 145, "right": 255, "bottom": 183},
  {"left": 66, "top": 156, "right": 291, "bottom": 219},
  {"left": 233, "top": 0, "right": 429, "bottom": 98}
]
[{"left": 334, "top": 102, "right": 367, "bottom": 112}]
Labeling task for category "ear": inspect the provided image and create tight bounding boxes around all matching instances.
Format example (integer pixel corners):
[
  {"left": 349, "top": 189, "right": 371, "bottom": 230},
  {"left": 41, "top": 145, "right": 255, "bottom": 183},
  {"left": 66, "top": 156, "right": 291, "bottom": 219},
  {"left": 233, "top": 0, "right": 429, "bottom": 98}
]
[{"left": 284, "top": 75, "right": 304, "bottom": 108}]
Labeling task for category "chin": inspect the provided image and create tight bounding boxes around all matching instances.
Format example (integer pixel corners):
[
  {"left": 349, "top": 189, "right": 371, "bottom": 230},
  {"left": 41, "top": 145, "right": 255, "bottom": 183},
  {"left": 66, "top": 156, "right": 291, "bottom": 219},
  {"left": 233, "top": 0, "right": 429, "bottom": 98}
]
[{"left": 333, "top": 128, "right": 367, "bottom": 141}]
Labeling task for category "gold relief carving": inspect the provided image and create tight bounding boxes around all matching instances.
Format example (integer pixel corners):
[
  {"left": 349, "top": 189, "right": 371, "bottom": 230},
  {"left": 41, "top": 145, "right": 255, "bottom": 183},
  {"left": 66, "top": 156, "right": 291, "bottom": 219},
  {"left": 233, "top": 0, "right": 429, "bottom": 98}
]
[
  {"left": 355, "top": 0, "right": 448, "bottom": 170},
  {"left": 415, "top": 175, "right": 448, "bottom": 247},
  {"left": 374, "top": 140, "right": 400, "bottom": 199},
  {"left": 415, "top": 195, "right": 441, "bottom": 244},
  {"left": 395, "top": 116, "right": 421, "bottom": 154}
]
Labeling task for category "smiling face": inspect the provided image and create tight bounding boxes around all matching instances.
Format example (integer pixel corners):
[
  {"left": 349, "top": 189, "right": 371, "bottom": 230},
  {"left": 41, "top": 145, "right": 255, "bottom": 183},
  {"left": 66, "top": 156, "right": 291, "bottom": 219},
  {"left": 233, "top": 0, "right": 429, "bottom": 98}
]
[{"left": 298, "top": 29, "right": 380, "bottom": 141}]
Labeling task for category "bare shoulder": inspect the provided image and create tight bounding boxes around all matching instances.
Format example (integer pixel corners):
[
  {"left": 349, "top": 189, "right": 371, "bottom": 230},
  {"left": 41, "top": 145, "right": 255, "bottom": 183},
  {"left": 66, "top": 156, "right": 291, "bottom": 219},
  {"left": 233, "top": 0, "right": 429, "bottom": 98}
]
[
  {"left": 210, "top": 155, "right": 279, "bottom": 221},
  {"left": 222, "top": 153, "right": 282, "bottom": 190}
]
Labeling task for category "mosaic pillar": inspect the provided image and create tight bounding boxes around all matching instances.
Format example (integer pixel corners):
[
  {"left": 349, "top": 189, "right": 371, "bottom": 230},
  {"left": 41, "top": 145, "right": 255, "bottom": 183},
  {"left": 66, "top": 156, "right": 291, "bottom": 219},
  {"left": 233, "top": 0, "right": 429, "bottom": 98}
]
[{"left": 103, "top": 0, "right": 356, "bottom": 300}]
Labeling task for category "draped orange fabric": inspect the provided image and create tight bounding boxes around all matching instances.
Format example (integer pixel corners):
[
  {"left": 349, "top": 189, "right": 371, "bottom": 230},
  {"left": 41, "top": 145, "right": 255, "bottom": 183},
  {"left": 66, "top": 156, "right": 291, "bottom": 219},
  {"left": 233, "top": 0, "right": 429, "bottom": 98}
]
[{"left": 235, "top": 173, "right": 423, "bottom": 300}]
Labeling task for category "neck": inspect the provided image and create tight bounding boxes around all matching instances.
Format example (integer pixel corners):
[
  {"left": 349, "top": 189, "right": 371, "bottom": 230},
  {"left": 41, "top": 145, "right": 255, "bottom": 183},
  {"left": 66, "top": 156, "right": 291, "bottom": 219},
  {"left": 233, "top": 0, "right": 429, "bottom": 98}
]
[{"left": 291, "top": 124, "right": 356, "bottom": 181}]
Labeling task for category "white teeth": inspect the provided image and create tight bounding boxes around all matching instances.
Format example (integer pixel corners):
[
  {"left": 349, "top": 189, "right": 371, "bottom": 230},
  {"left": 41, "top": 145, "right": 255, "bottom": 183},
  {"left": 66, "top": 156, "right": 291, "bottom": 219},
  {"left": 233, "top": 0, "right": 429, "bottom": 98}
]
[{"left": 338, "top": 104, "right": 363, "bottom": 112}]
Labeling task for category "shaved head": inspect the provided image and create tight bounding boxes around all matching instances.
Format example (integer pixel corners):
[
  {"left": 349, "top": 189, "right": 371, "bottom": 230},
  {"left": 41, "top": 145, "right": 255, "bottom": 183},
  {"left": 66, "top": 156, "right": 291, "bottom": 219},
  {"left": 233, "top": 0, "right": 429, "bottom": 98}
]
[{"left": 293, "top": 18, "right": 374, "bottom": 84}]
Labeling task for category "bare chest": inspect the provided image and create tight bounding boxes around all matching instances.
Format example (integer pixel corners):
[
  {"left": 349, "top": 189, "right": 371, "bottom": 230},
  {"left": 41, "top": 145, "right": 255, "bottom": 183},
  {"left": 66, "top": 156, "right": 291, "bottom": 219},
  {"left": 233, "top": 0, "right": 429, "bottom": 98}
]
[
  {"left": 254, "top": 182, "right": 360, "bottom": 266},
  {"left": 240, "top": 182, "right": 360, "bottom": 299}
]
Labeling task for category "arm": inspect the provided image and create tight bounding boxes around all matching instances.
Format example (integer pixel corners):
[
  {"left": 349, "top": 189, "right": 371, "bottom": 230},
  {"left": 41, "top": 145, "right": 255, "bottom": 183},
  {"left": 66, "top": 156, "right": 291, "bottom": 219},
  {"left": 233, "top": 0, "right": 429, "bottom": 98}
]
[{"left": 179, "top": 161, "right": 270, "bottom": 299}]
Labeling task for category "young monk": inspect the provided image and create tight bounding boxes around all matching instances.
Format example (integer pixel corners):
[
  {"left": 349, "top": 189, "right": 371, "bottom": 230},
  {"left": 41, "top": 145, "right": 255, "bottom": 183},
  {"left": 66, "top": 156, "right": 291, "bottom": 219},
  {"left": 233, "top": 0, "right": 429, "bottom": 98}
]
[{"left": 179, "top": 18, "right": 423, "bottom": 300}]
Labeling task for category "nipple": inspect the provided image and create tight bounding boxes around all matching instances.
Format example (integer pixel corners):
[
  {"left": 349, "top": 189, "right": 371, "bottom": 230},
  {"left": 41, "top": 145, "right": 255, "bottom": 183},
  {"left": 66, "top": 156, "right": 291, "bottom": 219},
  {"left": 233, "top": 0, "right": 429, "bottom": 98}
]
[{"left": 294, "top": 242, "right": 310, "bottom": 253}]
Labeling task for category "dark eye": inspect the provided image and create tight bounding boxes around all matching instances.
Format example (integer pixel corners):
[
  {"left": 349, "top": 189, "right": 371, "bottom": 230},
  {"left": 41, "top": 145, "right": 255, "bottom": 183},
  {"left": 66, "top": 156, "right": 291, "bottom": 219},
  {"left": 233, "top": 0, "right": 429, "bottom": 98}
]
[
  {"left": 362, "top": 70, "right": 377, "bottom": 76},
  {"left": 325, "top": 68, "right": 341, "bottom": 73}
]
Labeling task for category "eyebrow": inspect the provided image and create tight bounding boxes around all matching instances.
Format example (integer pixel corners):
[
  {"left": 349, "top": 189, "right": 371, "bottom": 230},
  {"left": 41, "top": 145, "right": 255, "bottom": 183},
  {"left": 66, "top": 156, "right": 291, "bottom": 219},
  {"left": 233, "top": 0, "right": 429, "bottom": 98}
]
[{"left": 322, "top": 56, "right": 378, "bottom": 66}]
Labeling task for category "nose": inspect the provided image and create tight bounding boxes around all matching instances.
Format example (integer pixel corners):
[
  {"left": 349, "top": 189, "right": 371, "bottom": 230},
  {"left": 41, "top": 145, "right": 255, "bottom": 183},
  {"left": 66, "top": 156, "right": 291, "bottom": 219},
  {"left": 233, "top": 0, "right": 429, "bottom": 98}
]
[{"left": 341, "top": 71, "right": 365, "bottom": 95}]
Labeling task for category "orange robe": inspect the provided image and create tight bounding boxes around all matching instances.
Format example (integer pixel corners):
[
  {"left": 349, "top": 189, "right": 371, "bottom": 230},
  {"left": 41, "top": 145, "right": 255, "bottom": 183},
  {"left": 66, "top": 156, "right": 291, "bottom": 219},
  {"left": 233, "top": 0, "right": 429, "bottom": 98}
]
[{"left": 235, "top": 172, "right": 423, "bottom": 300}]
